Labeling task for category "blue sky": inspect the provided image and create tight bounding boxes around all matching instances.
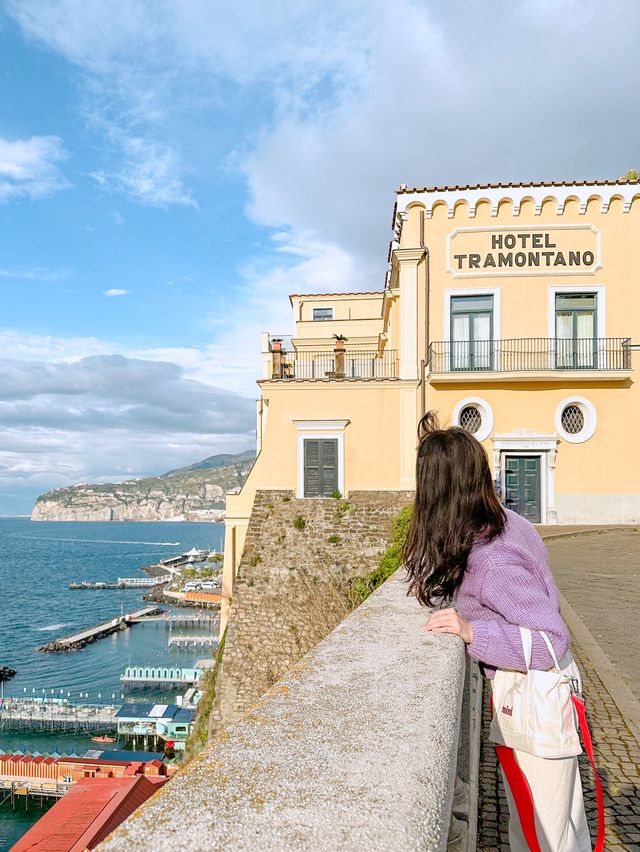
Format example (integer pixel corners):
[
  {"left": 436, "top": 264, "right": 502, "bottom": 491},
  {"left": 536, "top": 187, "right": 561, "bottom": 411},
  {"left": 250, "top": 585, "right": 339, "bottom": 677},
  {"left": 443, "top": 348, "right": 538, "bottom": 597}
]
[{"left": 1, "top": 0, "right": 639, "bottom": 514}]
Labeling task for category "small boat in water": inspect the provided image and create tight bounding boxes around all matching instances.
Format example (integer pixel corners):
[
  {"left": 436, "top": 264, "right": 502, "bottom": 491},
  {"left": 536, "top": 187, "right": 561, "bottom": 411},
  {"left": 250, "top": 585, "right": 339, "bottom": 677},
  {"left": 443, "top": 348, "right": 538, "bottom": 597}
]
[{"left": 91, "top": 735, "right": 116, "bottom": 743}]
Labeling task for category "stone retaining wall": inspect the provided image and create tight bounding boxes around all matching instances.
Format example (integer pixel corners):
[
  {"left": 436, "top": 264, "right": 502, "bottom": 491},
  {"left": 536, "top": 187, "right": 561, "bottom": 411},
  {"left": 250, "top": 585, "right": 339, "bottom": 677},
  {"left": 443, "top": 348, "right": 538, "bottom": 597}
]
[
  {"left": 209, "top": 489, "right": 414, "bottom": 738},
  {"left": 103, "top": 574, "right": 476, "bottom": 851}
]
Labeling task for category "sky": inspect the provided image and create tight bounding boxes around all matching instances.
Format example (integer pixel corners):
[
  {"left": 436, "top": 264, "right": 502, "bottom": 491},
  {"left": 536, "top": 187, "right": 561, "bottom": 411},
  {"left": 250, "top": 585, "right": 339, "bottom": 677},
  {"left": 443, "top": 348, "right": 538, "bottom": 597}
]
[{"left": 0, "top": 0, "right": 639, "bottom": 514}]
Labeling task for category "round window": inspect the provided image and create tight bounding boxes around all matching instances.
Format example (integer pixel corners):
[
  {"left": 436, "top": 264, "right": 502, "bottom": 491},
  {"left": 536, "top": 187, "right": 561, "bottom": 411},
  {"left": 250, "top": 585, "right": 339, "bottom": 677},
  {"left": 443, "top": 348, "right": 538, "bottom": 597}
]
[
  {"left": 459, "top": 405, "right": 482, "bottom": 434},
  {"left": 452, "top": 397, "right": 493, "bottom": 442},
  {"left": 555, "top": 397, "right": 597, "bottom": 444},
  {"left": 560, "top": 404, "right": 584, "bottom": 435}
]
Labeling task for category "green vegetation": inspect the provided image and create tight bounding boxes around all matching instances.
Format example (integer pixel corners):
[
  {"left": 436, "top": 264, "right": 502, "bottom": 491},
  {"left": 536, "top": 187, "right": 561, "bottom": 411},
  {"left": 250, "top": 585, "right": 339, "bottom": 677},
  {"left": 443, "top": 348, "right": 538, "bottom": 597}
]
[
  {"left": 330, "top": 489, "right": 342, "bottom": 500},
  {"left": 281, "top": 494, "right": 291, "bottom": 502},
  {"left": 184, "top": 627, "right": 227, "bottom": 760},
  {"left": 327, "top": 533, "right": 340, "bottom": 545},
  {"left": 293, "top": 515, "right": 306, "bottom": 530},
  {"left": 207, "top": 553, "right": 223, "bottom": 563},
  {"left": 352, "top": 505, "right": 413, "bottom": 604},
  {"left": 332, "top": 499, "right": 351, "bottom": 524},
  {"left": 249, "top": 552, "right": 262, "bottom": 566}
]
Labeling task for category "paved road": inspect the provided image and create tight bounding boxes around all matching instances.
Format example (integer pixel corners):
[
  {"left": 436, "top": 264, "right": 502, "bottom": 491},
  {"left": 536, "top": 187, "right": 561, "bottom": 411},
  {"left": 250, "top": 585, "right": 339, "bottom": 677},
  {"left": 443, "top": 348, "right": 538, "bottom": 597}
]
[{"left": 545, "top": 528, "right": 640, "bottom": 703}]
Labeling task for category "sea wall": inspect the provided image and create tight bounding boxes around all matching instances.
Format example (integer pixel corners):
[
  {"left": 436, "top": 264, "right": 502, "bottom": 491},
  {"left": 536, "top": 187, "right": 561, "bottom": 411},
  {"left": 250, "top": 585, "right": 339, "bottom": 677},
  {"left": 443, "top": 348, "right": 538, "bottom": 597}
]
[
  {"left": 103, "top": 573, "right": 480, "bottom": 851},
  {"left": 209, "top": 489, "right": 413, "bottom": 738}
]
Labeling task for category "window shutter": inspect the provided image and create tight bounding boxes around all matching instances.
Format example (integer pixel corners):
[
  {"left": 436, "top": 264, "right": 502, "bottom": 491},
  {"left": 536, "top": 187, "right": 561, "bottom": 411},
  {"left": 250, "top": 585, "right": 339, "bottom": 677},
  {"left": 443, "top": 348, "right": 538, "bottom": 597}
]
[
  {"left": 320, "top": 440, "right": 338, "bottom": 496},
  {"left": 304, "top": 440, "right": 321, "bottom": 497}
]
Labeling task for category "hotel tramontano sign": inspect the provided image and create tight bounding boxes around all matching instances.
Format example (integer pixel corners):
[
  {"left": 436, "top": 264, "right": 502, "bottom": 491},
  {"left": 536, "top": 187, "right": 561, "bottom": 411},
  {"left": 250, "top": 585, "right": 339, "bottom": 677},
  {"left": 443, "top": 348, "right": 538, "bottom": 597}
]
[{"left": 447, "top": 224, "right": 601, "bottom": 278}]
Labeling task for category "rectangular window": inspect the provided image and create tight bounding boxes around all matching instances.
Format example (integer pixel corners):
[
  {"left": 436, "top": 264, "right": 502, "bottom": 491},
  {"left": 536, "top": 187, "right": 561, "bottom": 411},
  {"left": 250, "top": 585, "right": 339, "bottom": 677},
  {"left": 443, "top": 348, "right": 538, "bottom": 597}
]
[
  {"left": 312, "top": 307, "right": 333, "bottom": 321},
  {"left": 450, "top": 294, "right": 494, "bottom": 370},
  {"left": 303, "top": 439, "right": 338, "bottom": 497},
  {"left": 555, "top": 293, "right": 596, "bottom": 368}
]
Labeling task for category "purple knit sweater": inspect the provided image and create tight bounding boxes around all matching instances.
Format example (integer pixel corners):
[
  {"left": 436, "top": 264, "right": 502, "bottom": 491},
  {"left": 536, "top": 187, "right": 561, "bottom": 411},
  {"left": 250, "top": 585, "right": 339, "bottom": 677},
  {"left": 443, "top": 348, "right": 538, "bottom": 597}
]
[{"left": 454, "top": 508, "right": 570, "bottom": 678}]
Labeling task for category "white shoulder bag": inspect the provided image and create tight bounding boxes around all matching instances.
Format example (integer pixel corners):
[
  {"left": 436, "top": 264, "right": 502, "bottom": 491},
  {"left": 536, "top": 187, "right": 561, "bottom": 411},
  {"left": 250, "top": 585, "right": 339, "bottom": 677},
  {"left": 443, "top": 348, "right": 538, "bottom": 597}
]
[{"left": 489, "top": 626, "right": 582, "bottom": 758}]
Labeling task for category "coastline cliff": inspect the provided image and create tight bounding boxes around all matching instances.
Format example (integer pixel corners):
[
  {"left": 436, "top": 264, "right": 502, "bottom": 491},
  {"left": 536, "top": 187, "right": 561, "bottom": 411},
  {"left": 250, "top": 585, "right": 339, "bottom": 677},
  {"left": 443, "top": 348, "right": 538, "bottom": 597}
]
[{"left": 31, "top": 451, "right": 255, "bottom": 522}]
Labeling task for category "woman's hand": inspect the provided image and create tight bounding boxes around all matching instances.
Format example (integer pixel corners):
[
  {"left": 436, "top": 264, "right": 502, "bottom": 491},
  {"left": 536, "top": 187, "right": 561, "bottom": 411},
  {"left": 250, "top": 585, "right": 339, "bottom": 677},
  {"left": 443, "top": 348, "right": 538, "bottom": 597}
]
[{"left": 424, "top": 608, "right": 474, "bottom": 644}]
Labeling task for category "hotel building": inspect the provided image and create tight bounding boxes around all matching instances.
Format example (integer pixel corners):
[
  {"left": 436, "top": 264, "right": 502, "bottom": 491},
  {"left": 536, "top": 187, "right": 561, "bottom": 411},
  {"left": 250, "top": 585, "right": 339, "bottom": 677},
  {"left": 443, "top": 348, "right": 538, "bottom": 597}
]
[{"left": 222, "top": 179, "right": 640, "bottom": 614}]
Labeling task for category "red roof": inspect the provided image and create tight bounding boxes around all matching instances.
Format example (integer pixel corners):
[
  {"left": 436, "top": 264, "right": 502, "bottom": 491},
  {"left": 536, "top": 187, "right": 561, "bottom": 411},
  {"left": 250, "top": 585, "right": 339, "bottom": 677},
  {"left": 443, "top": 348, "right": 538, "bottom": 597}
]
[{"left": 11, "top": 775, "right": 166, "bottom": 851}]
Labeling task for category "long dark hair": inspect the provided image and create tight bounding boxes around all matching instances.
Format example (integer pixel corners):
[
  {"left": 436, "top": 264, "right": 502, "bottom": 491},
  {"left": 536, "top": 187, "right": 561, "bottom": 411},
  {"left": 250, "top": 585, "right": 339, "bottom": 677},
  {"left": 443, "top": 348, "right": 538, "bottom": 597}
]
[{"left": 404, "top": 412, "right": 506, "bottom": 607}]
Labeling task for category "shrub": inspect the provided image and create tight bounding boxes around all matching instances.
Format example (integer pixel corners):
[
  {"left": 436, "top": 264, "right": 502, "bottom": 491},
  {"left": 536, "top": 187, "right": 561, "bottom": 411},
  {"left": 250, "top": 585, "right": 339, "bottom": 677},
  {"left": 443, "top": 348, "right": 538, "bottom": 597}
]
[
  {"left": 352, "top": 505, "right": 413, "bottom": 604},
  {"left": 293, "top": 515, "right": 306, "bottom": 530},
  {"left": 330, "top": 490, "right": 342, "bottom": 500},
  {"left": 184, "top": 627, "right": 227, "bottom": 759}
]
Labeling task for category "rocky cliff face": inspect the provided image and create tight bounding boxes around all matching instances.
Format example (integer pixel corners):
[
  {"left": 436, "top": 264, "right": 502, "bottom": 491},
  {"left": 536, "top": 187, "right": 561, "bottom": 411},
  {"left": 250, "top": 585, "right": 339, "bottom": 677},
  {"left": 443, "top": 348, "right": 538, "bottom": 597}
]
[{"left": 31, "top": 451, "right": 255, "bottom": 522}]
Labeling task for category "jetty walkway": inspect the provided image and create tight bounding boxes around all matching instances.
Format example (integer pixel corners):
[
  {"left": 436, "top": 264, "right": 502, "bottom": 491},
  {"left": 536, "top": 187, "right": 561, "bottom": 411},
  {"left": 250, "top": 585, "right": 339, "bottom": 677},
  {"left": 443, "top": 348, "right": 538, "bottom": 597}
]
[
  {"left": 0, "top": 699, "right": 118, "bottom": 734},
  {"left": 39, "top": 606, "right": 162, "bottom": 652}
]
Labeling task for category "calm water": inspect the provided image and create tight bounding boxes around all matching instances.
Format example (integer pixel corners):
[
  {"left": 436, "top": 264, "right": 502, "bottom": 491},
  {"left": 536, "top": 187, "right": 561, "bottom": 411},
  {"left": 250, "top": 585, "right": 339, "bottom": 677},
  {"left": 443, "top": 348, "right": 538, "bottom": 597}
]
[{"left": 0, "top": 518, "right": 224, "bottom": 850}]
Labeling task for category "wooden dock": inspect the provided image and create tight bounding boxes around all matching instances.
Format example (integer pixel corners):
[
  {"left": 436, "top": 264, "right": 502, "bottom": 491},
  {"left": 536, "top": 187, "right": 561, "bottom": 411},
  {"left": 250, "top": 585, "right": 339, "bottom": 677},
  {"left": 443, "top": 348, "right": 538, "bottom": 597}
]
[
  {"left": 0, "top": 699, "right": 119, "bottom": 733},
  {"left": 168, "top": 635, "right": 218, "bottom": 648},
  {"left": 39, "top": 606, "right": 163, "bottom": 653}
]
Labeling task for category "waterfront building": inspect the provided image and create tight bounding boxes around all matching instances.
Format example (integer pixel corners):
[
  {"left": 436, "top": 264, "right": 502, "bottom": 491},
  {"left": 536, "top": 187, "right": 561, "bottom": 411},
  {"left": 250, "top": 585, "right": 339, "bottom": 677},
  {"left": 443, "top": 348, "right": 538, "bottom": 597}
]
[
  {"left": 11, "top": 775, "right": 166, "bottom": 851},
  {"left": 221, "top": 178, "right": 640, "bottom": 629},
  {"left": 115, "top": 703, "right": 195, "bottom": 751}
]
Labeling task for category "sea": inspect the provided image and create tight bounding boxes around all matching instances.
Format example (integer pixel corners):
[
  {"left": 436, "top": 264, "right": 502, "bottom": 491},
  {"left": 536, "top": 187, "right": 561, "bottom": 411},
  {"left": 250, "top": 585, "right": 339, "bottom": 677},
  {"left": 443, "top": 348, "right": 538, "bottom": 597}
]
[{"left": 0, "top": 517, "right": 224, "bottom": 850}]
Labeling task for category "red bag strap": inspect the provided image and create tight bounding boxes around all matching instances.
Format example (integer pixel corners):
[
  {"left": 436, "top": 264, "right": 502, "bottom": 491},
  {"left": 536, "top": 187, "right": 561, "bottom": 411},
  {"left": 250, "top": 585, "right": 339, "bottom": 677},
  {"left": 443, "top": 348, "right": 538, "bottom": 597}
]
[
  {"left": 492, "top": 696, "right": 605, "bottom": 852},
  {"left": 572, "top": 694, "right": 606, "bottom": 852},
  {"left": 495, "top": 744, "right": 542, "bottom": 852}
]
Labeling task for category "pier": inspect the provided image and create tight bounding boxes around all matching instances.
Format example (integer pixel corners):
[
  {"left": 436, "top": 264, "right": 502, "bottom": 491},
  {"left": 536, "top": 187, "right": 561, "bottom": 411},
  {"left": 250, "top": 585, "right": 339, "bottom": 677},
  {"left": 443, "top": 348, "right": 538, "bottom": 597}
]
[
  {"left": 130, "top": 613, "right": 219, "bottom": 626},
  {"left": 38, "top": 606, "right": 163, "bottom": 653},
  {"left": 168, "top": 635, "right": 218, "bottom": 649},
  {"left": 69, "top": 576, "right": 171, "bottom": 590},
  {"left": 0, "top": 699, "right": 119, "bottom": 734}
]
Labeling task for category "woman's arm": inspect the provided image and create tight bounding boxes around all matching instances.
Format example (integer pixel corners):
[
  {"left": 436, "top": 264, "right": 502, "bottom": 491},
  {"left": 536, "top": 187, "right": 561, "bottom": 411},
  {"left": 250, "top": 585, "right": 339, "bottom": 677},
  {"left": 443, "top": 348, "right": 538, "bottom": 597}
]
[{"left": 465, "top": 549, "right": 569, "bottom": 671}]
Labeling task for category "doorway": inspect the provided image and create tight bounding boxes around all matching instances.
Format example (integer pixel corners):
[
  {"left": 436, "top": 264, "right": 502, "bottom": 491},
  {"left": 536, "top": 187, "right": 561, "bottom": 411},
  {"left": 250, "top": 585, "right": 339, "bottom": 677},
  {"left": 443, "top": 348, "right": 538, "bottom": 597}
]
[{"left": 504, "top": 455, "right": 542, "bottom": 523}]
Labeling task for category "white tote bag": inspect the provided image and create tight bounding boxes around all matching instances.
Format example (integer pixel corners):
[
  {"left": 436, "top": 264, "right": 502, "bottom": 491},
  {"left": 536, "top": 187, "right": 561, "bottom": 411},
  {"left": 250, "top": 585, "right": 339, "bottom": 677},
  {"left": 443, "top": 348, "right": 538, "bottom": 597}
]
[{"left": 489, "top": 627, "right": 582, "bottom": 758}]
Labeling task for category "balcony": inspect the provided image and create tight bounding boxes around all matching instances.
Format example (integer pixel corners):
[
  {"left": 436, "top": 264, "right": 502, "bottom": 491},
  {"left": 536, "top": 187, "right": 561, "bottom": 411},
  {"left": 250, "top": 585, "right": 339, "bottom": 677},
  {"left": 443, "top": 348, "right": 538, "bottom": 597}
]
[
  {"left": 268, "top": 346, "right": 399, "bottom": 381},
  {"left": 427, "top": 338, "right": 632, "bottom": 383}
]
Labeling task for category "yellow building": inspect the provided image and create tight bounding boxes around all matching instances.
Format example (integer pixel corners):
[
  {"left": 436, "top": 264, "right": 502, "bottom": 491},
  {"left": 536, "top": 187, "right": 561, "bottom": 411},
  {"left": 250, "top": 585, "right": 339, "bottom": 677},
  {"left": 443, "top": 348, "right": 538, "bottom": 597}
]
[{"left": 222, "top": 179, "right": 640, "bottom": 624}]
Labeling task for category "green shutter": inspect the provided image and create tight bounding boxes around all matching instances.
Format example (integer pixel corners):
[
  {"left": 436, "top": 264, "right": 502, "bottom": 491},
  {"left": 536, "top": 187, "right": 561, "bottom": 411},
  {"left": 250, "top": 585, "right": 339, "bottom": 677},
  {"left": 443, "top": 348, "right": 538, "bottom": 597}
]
[
  {"left": 320, "top": 440, "right": 338, "bottom": 496},
  {"left": 304, "top": 440, "right": 321, "bottom": 497},
  {"left": 304, "top": 439, "right": 339, "bottom": 497}
]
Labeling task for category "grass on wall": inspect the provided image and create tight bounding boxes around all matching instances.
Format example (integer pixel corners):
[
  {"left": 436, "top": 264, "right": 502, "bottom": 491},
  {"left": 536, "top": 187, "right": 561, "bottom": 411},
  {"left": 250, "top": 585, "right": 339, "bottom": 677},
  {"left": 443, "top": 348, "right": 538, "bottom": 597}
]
[
  {"left": 184, "top": 626, "right": 227, "bottom": 760},
  {"left": 352, "top": 505, "right": 413, "bottom": 604}
]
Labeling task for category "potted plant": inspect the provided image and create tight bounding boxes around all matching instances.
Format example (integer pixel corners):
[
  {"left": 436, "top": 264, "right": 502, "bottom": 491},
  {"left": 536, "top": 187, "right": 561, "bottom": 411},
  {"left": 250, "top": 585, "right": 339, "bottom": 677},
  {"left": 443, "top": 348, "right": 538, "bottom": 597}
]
[{"left": 333, "top": 334, "right": 348, "bottom": 351}]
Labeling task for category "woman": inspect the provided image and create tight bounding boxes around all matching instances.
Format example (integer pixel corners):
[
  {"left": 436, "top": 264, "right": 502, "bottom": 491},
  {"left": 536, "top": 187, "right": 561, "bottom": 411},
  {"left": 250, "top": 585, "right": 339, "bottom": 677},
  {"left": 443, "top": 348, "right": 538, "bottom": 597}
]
[{"left": 404, "top": 413, "right": 590, "bottom": 852}]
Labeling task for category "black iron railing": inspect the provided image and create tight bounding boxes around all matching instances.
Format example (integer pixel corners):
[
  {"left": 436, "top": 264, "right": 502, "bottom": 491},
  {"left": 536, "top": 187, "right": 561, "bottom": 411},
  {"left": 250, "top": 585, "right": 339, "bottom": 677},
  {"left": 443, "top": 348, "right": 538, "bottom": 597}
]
[
  {"left": 271, "top": 349, "right": 398, "bottom": 380},
  {"left": 427, "top": 338, "right": 631, "bottom": 373}
]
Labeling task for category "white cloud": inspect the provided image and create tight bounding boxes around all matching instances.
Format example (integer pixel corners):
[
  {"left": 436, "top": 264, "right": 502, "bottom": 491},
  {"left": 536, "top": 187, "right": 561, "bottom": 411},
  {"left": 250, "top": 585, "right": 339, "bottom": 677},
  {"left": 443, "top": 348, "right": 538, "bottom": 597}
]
[
  {"left": 104, "top": 288, "right": 130, "bottom": 297},
  {"left": 0, "top": 135, "right": 69, "bottom": 203},
  {"left": 0, "top": 351, "right": 256, "bottom": 513},
  {"left": 0, "top": 265, "right": 68, "bottom": 281}
]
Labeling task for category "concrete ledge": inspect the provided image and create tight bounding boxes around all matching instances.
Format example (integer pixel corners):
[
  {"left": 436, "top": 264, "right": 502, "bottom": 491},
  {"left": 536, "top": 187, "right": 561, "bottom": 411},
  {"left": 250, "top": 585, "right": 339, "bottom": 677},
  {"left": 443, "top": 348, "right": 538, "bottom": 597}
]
[{"left": 103, "top": 574, "right": 468, "bottom": 851}]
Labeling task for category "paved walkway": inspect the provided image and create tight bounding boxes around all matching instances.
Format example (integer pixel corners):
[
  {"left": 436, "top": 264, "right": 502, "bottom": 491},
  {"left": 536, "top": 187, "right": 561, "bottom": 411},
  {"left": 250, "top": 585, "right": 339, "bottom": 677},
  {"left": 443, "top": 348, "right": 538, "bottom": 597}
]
[{"left": 478, "top": 528, "right": 640, "bottom": 851}]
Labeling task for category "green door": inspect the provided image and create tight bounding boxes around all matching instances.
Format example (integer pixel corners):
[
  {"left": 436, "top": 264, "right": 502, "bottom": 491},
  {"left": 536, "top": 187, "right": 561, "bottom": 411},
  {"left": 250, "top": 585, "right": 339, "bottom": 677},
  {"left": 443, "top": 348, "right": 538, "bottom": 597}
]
[
  {"left": 304, "top": 439, "right": 339, "bottom": 497},
  {"left": 504, "top": 456, "right": 541, "bottom": 523}
]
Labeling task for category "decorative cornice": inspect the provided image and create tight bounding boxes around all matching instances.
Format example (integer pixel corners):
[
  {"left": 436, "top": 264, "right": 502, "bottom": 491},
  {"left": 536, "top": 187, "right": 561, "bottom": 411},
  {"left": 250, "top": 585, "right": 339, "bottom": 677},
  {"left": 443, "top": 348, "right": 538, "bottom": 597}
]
[{"left": 393, "top": 182, "right": 640, "bottom": 236}]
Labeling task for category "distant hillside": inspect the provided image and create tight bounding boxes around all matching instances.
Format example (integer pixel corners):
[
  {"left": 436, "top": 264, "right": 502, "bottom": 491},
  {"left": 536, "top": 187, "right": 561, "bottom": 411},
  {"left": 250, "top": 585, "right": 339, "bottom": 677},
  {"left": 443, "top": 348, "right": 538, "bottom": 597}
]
[
  {"left": 164, "top": 449, "right": 256, "bottom": 476},
  {"left": 31, "top": 450, "right": 255, "bottom": 522}
]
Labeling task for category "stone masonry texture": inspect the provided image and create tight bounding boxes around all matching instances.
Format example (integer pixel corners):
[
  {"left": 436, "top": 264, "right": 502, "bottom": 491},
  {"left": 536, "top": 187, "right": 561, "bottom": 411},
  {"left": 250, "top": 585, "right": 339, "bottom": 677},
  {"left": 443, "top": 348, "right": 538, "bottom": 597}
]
[{"left": 208, "top": 490, "right": 414, "bottom": 739}]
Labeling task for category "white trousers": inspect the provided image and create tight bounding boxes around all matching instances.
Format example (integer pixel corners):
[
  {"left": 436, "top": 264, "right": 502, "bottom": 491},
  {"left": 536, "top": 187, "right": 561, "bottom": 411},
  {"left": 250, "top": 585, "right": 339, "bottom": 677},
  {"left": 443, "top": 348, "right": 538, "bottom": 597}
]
[{"left": 495, "top": 651, "right": 592, "bottom": 852}]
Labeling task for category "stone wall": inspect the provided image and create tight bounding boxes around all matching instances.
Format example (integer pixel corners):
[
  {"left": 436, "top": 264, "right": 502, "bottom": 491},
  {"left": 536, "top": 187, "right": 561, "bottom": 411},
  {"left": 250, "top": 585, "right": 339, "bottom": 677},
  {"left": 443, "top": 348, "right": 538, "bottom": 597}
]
[
  {"left": 104, "top": 573, "right": 476, "bottom": 852},
  {"left": 208, "top": 489, "right": 414, "bottom": 739}
]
